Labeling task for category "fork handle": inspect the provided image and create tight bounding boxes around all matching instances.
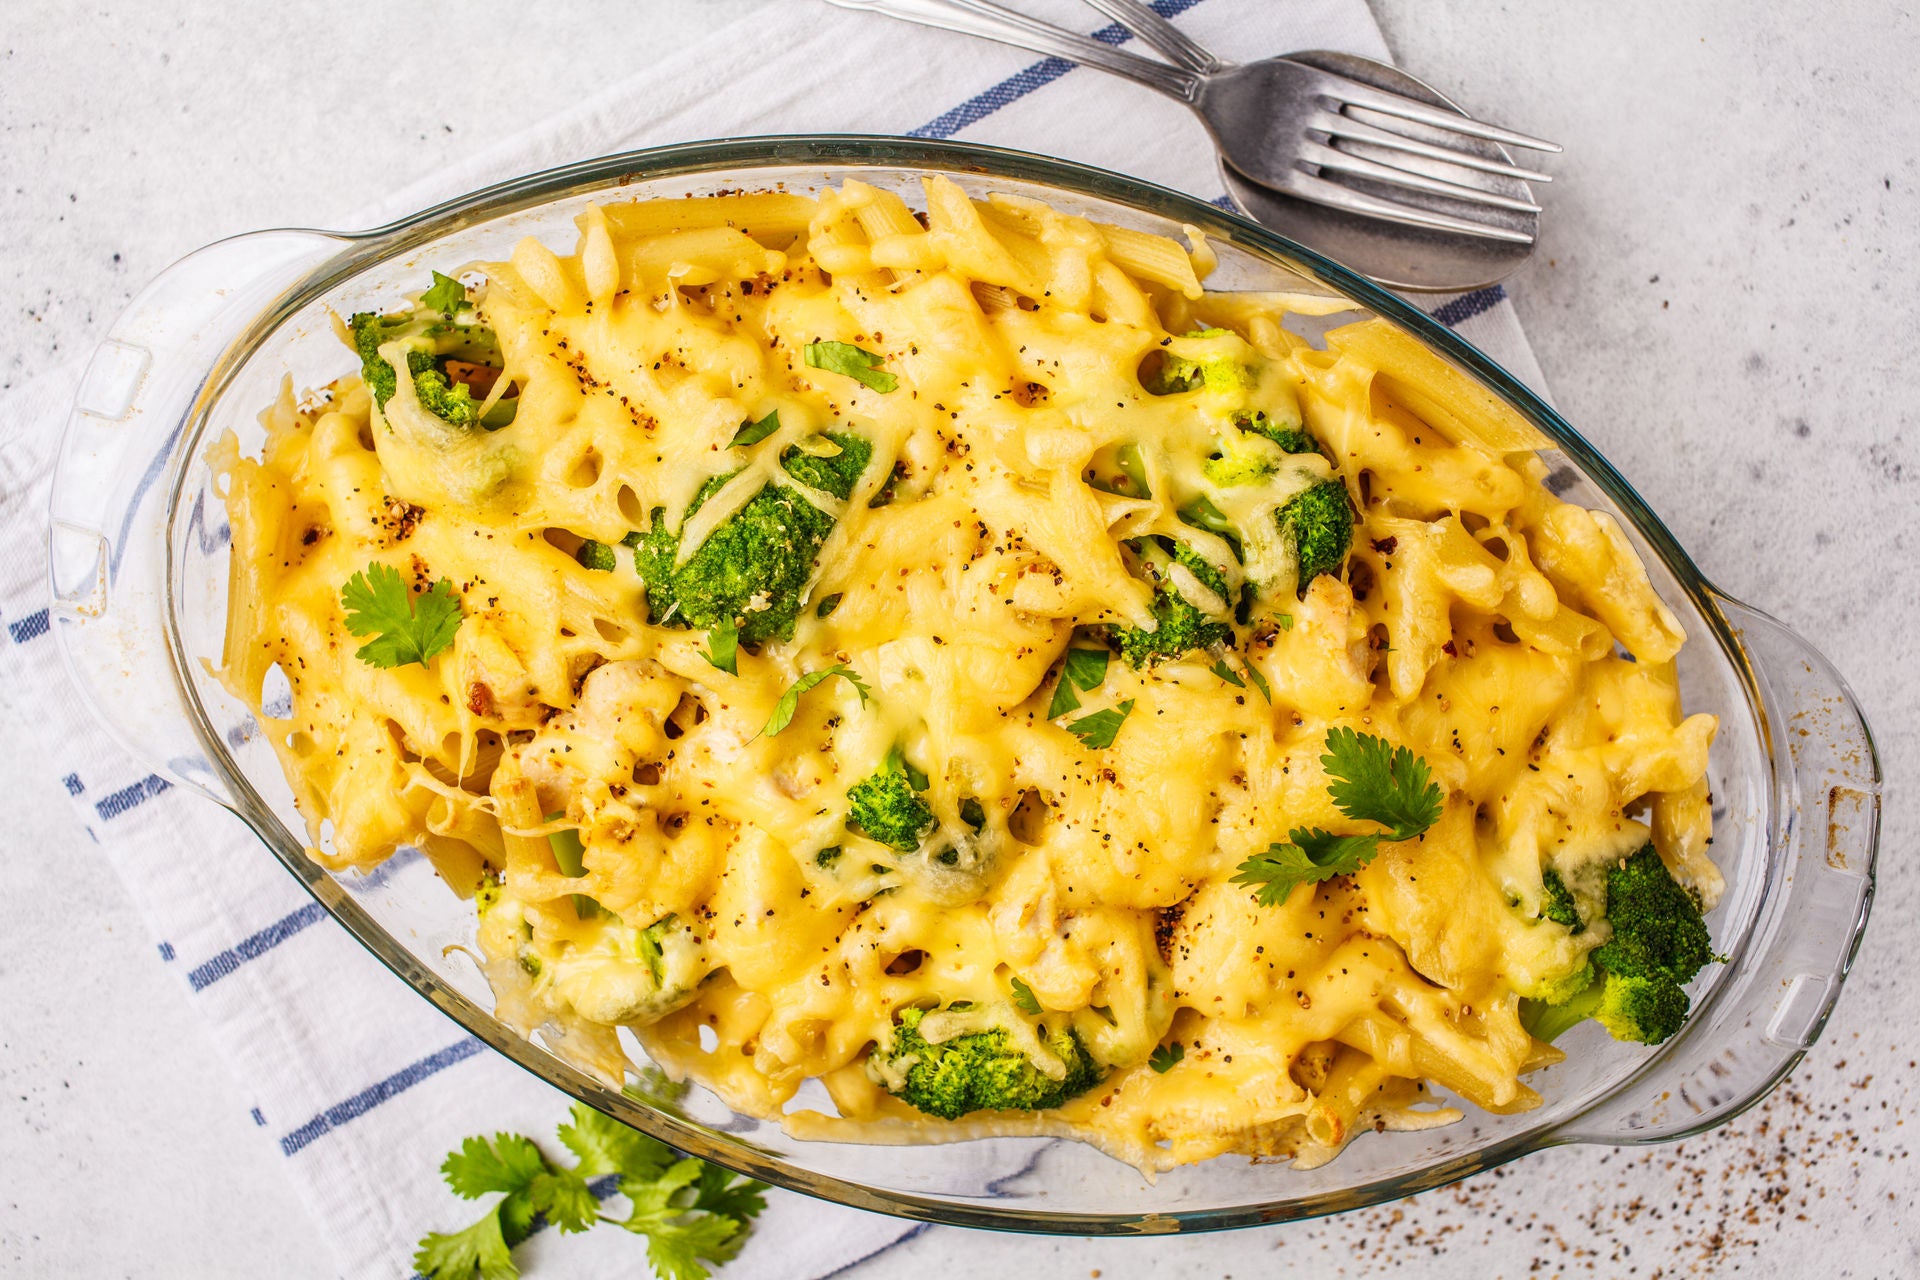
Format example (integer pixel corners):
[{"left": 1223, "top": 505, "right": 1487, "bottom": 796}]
[
  {"left": 825, "top": 0, "right": 1203, "bottom": 102},
  {"left": 1078, "top": 0, "right": 1226, "bottom": 75}
]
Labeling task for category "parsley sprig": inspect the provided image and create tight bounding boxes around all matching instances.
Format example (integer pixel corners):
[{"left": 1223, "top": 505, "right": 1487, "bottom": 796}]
[
  {"left": 1046, "top": 647, "right": 1110, "bottom": 718},
  {"left": 1231, "top": 728, "right": 1444, "bottom": 907},
  {"left": 762, "top": 665, "right": 871, "bottom": 737},
  {"left": 413, "top": 1104, "right": 767, "bottom": 1280},
  {"left": 1065, "top": 699, "right": 1134, "bottom": 749},
  {"left": 340, "top": 561, "right": 464, "bottom": 668}
]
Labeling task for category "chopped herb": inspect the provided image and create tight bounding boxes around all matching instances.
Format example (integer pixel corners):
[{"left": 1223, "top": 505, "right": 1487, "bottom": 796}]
[
  {"left": 1047, "top": 646, "right": 1111, "bottom": 718},
  {"left": 421, "top": 271, "right": 468, "bottom": 316},
  {"left": 1208, "top": 658, "right": 1244, "bottom": 688},
  {"left": 763, "top": 665, "right": 870, "bottom": 737},
  {"left": 815, "top": 592, "right": 843, "bottom": 618},
  {"left": 1148, "top": 1042, "right": 1185, "bottom": 1073},
  {"left": 729, "top": 409, "right": 781, "bottom": 448},
  {"left": 1009, "top": 976, "right": 1042, "bottom": 1015},
  {"left": 804, "top": 341, "right": 897, "bottom": 393},
  {"left": 702, "top": 622, "right": 738, "bottom": 676},
  {"left": 1065, "top": 699, "right": 1135, "bottom": 749}
]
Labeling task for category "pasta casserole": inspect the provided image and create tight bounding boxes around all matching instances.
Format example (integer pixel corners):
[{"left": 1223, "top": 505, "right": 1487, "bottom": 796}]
[{"left": 217, "top": 177, "right": 1722, "bottom": 1172}]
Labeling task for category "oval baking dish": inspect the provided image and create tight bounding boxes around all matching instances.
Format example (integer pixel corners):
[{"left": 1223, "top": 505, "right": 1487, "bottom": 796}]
[{"left": 45, "top": 137, "right": 1879, "bottom": 1234}]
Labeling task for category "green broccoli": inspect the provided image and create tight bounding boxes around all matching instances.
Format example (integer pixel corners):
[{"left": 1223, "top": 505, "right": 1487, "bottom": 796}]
[
  {"left": 846, "top": 746, "right": 936, "bottom": 852},
  {"left": 1521, "top": 844, "right": 1717, "bottom": 1046},
  {"left": 868, "top": 1005, "right": 1102, "bottom": 1120},
  {"left": 349, "top": 283, "right": 515, "bottom": 430},
  {"left": 1276, "top": 480, "right": 1354, "bottom": 593},
  {"left": 1238, "top": 411, "right": 1320, "bottom": 458},
  {"left": 1539, "top": 868, "right": 1584, "bottom": 933},
  {"left": 1142, "top": 328, "right": 1256, "bottom": 396},
  {"left": 631, "top": 433, "right": 872, "bottom": 645},
  {"left": 1112, "top": 538, "right": 1235, "bottom": 668}
]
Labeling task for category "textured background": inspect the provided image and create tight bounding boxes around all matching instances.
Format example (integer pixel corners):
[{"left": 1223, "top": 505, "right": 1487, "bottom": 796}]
[{"left": 2, "top": 1, "right": 1915, "bottom": 1275}]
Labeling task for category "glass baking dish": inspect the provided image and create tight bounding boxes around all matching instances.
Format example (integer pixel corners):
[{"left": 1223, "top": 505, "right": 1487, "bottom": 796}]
[{"left": 45, "top": 136, "right": 1879, "bottom": 1234}]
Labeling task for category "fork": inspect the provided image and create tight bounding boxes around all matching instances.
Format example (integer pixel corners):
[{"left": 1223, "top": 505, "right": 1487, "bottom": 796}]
[{"left": 827, "top": 0, "right": 1559, "bottom": 245}]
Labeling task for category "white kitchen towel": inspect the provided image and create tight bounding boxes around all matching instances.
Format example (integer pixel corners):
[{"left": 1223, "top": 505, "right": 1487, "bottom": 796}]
[{"left": 0, "top": 1, "right": 1551, "bottom": 1276}]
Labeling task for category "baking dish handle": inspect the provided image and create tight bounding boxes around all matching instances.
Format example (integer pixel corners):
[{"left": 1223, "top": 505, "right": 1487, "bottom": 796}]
[
  {"left": 1555, "top": 596, "right": 1879, "bottom": 1145},
  {"left": 47, "top": 228, "right": 349, "bottom": 806}
]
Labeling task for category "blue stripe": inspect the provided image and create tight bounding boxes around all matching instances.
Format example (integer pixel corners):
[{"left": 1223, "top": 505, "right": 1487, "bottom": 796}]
[
  {"left": 62, "top": 773, "right": 84, "bottom": 796},
  {"left": 280, "top": 1037, "right": 484, "bottom": 1155},
  {"left": 8, "top": 609, "right": 48, "bottom": 644},
  {"left": 157, "top": 942, "right": 175, "bottom": 962},
  {"left": 1430, "top": 284, "right": 1507, "bottom": 328},
  {"left": 186, "top": 901, "right": 328, "bottom": 991},
  {"left": 94, "top": 773, "right": 170, "bottom": 820},
  {"left": 910, "top": 0, "right": 1208, "bottom": 139}
]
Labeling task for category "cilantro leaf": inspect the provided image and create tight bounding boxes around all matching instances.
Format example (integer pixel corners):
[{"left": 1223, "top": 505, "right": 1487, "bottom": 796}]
[
  {"left": 729, "top": 409, "right": 781, "bottom": 448},
  {"left": 1321, "top": 726, "right": 1443, "bottom": 840},
  {"left": 1047, "top": 646, "right": 1110, "bottom": 718},
  {"left": 612, "top": 1160, "right": 741, "bottom": 1280},
  {"left": 1009, "top": 976, "right": 1042, "bottom": 1015},
  {"left": 340, "top": 561, "right": 463, "bottom": 668},
  {"left": 703, "top": 621, "right": 739, "bottom": 676},
  {"left": 556, "top": 1104, "right": 673, "bottom": 1181},
  {"left": 1230, "top": 831, "right": 1376, "bottom": 907},
  {"left": 414, "top": 1209, "right": 519, "bottom": 1280},
  {"left": 804, "top": 341, "right": 898, "bottom": 393},
  {"left": 764, "top": 665, "right": 870, "bottom": 737},
  {"left": 529, "top": 1168, "right": 600, "bottom": 1235},
  {"left": 417, "top": 1105, "right": 767, "bottom": 1280},
  {"left": 1243, "top": 661, "right": 1272, "bottom": 703},
  {"left": 688, "top": 1160, "right": 769, "bottom": 1223},
  {"left": 423, "top": 270, "right": 469, "bottom": 316},
  {"left": 1065, "top": 698, "right": 1134, "bottom": 749},
  {"left": 1208, "top": 658, "right": 1244, "bottom": 688},
  {"left": 442, "top": 1134, "right": 548, "bottom": 1199},
  {"left": 1148, "top": 1042, "right": 1185, "bottom": 1073}
]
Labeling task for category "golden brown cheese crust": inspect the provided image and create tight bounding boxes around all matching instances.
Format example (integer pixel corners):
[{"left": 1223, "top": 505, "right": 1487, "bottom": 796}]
[{"left": 217, "top": 179, "right": 1718, "bottom": 1173}]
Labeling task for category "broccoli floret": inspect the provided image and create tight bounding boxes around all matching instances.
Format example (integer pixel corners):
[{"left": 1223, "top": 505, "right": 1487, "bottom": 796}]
[
  {"left": 1143, "top": 328, "right": 1256, "bottom": 396},
  {"left": 1539, "top": 868, "right": 1584, "bottom": 933},
  {"left": 868, "top": 1005, "right": 1102, "bottom": 1120},
  {"left": 632, "top": 432, "right": 871, "bottom": 645},
  {"left": 1521, "top": 844, "right": 1716, "bottom": 1046},
  {"left": 1238, "top": 411, "right": 1320, "bottom": 457},
  {"left": 1276, "top": 480, "right": 1354, "bottom": 593},
  {"left": 1113, "top": 539, "right": 1234, "bottom": 668},
  {"left": 846, "top": 746, "right": 936, "bottom": 852},
  {"left": 349, "top": 295, "right": 513, "bottom": 430}
]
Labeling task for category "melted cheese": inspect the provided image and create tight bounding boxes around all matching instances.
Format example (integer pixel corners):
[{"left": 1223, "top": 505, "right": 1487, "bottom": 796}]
[{"left": 218, "top": 179, "right": 1719, "bottom": 1175}]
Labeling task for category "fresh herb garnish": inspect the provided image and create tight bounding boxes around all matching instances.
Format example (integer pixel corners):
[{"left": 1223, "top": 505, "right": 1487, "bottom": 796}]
[
  {"left": 1047, "top": 646, "right": 1111, "bottom": 718},
  {"left": 815, "top": 593, "right": 843, "bottom": 618},
  {"left": 422, "top": 271, "right": 469, "bottom": 316},
  {"left": 803, "top": 341, "right": 897, "bottom": 393},
  {"left": 1208, "top": 658, "right": 1244, "bottom": 688},
  {"left": 1065, "top": 699, "right": 1134, "bottom": 750},
  {"left": 763, "top": 665, "right": 871, "bottom": 737},
  {"left": 1231, "top": 729, "right": 1444, "bottom": 907},
  {"left": 1010, "top": 976, "right": 1042, "bottom": 1015},
  {"left": 702, "top": 622, "right": 739, "bottom": 676},
  {"left": 1148, "top": 1042, "right": 1185, "bottom": 1073},
  {"left": 728, "top": 410, "right": 781, "bottom": 448},
  {"left": 1243, "top": 660, "right": 1272, "bottom": 703},
  {"left": 340, "top": 561, "right": 463, "bottom": 669},
  {"left": 413, "top": 1104, "right": 766, "bottom": 1280}
]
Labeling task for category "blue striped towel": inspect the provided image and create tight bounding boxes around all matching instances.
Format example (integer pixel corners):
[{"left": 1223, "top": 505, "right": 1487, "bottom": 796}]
[{"left": 0, "top": 0, "right": 1549, "bottom": 1274}]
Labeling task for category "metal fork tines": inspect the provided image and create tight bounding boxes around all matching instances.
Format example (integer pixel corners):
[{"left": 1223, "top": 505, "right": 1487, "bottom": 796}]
[{"left": 829, "top": 0, "right": 1561, "bottom": 247}]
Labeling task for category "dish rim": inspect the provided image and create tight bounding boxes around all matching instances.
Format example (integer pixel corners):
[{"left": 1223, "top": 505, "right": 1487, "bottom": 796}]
[{"left": 124, "top": 135, "right": 1873, "bottom": 1234}]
